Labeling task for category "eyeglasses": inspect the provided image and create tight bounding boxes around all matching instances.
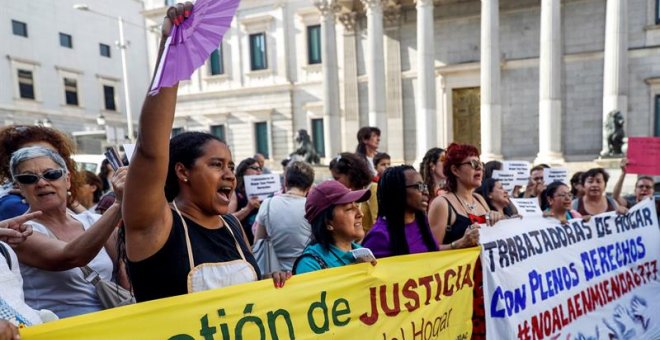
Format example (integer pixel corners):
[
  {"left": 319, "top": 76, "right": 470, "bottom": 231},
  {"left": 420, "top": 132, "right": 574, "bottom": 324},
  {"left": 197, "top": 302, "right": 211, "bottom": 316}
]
[
  {"left": 458, "top": 159, "right": 482, "bottom": 170},
  {"left": 406, "top": 182, "right": 429, "bottom": 192},
  {"left": 14, "top": 169, "right": 65, "bottom": 185},
  {"left": 247, "top": 166, "right": 262, "bottom": 171},
  {"left": 554, "top": 193, "right": 573, "bottom": 200}
]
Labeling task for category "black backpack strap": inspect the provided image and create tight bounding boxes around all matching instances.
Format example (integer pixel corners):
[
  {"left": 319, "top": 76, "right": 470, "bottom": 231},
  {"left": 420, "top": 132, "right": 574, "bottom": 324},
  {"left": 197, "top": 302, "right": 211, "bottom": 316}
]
[
  {"left": 0, "top": 243, "right": 11, "bottom": 270},
  {"left": 293, "top": 252, "right": 328, "bottom": 273}
]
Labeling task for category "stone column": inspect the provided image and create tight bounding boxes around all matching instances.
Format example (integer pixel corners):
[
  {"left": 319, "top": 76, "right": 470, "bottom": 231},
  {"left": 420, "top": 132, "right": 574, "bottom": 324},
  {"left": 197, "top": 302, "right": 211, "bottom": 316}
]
[
  {"left": 480, "top": 0, "right": 503, "bottom": 161},
  {"left": 339, "top": 12, "right": 360, "bottom": 153},
  {"left": 601, "top": 0, "right": 628, "bottom": 156},
  {"left": 315, "top": 0, "right": 342, "bottom": 158},
  {"left": 535, "top": 0, "right": 565, "bottom": 165},
  {"left": 362, "top": 0, "right": 387, "bottom": 149},
  {"left": 416, "top": 0, "right": 437, "bottom": 164},
  {"left": 384, "top": 4, "right": 404, "bottom": 161}
]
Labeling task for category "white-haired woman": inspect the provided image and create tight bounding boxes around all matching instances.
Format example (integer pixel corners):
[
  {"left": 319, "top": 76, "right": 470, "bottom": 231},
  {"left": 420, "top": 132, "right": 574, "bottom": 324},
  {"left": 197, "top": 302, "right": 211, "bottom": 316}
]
[{"left": 9, "top": 146, "right": 126, "bottom": 318}]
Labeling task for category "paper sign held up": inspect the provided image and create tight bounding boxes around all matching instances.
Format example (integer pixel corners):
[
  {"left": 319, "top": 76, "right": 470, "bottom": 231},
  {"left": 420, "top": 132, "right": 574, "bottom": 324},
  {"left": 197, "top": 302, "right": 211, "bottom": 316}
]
[
  {"left": 543, "top": 167, "right": 568, "bottom": 185},
  {"left": 492, "top": 170, "right": 517, "bottom": 194},
  {"left": 510, "top": 198, "right": 543, "bottom": 217},
  {"left": 244, "top": 174, "right": 281, "bottom": 201},
  {"left": 503, "top": 161, "right": 531, "bottom": 186},
  {"left": 626, "top": 137, "right": 660, "bottom": 175}
]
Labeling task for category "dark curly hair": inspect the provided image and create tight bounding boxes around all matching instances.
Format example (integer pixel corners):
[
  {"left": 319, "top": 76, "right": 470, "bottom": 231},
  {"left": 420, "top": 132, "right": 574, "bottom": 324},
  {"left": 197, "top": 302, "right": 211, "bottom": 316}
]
[
  {"left": 377, "top": 165, "right": 438, "bottom": 256},
  {"left": 235, "top": 158, "right": 259, "bottom": 196},
  {"left": 443, "top": 143, "right": 480, "bottom": 192},
  {"left": 419, "top": 147, "right": 445, "bottom": 199},
  {"left": 0, "top": 125, "right": 82, "bottom": 202},
  {"left": 329, "top": 152, "right": 373, "bottom": 189},
  {"left": 540, "top": 181, "right": 569, "bottom": 211},
  {"left": 165, "top": 132, "right": 226, "bottom": 201}
]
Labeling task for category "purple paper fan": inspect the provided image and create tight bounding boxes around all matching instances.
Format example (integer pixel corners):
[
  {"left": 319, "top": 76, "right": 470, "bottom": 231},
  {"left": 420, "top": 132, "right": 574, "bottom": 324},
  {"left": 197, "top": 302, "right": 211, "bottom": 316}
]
[{"left": 149, "top": 0, "right": 240, "bottom": 95}]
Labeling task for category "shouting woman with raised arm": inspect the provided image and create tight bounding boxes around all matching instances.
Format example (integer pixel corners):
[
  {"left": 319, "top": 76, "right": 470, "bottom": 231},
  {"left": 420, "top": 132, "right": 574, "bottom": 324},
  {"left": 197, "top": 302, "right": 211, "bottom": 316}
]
[{"left": 123, "top": 3, "right": 288, "bottom": 302}]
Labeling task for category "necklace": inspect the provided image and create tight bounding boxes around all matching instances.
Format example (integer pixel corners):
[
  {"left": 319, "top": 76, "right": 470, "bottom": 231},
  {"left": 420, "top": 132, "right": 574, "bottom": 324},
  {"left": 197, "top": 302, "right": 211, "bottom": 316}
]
[{"left": 454, "top": 192, "right": 477, "bottom": 213}]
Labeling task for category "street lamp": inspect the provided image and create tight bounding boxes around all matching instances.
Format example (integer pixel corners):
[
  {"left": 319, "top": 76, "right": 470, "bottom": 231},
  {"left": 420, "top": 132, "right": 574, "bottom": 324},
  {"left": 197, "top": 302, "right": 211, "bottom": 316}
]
[{"left": 74, "top": 4, "right": 135, "bottom": 143}]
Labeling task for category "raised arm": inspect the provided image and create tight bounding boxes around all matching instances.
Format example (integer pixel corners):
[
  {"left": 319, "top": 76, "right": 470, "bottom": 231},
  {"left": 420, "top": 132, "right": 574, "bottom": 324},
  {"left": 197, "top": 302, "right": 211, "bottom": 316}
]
[
  {"left": 122, "top": 3, "right": 192, "bottom": 262},
  {"left": 612, "top": 158, "right": 628, "bottom": 207}
]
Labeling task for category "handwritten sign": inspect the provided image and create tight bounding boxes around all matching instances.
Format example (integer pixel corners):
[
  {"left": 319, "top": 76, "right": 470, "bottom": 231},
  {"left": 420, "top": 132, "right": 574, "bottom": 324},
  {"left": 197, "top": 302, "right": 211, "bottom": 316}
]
[
  {"left": 543, "top": 167, "right": 568, "bottom": 185},
  {"left": 503, "top": 161, "right": 531, "bottom": 186},
  {"left": 479, "top": 199, "right": 660, "bottom": 339},
  {"left": 492, "top": 170, "right": 516, "bottom": 194},
  {"left": 244, "top": 174, "right": 281, "bottom": 200},
  {"left": 626, "top": 137, "right": 660, "bottom": 175},
  {"left": 510, "top": 198, "right": 543, "bottom": 217}
]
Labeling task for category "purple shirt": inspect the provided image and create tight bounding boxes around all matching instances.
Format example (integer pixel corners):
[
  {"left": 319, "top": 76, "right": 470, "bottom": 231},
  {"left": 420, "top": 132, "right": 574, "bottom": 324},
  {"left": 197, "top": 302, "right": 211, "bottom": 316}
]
[{"left": 362, "top": 217, "right": 437, "bottom": 258}]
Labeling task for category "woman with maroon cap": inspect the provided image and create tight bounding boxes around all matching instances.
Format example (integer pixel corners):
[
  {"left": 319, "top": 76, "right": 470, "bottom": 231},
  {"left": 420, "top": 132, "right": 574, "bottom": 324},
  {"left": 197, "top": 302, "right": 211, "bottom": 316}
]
[{"left": 293, "top": 180, "right": 372, "bottom": 274}]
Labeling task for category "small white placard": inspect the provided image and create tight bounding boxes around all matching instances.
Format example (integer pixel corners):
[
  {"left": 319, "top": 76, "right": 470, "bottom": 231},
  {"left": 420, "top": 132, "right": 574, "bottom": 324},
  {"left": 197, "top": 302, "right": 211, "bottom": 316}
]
[
  {"left": 543, "top": 167, "right": 568, "bottom": 185},
  {"left": 491, "top": 170, "right": 516, "bottom": 194},
  {"left": 510, "top": 198, "right": 543, "bottom": 217},
  {"left": 122, "top": 144, "right": 136, "bottom": 164},
  {"left": 244, "top": 174, "right": 281, "bottom": 201},
  {"left": 502, "top": 161, "right": 531, "bottom": 186}
]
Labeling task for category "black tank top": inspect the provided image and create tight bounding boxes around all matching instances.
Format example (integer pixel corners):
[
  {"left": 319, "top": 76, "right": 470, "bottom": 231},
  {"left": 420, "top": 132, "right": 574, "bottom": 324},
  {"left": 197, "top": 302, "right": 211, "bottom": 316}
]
[
  {"left": 127, "top": 209, "right": 260, "bottom": 302},
  {"left": 441, "top": 195, "right": 489, "bottom": 245}
]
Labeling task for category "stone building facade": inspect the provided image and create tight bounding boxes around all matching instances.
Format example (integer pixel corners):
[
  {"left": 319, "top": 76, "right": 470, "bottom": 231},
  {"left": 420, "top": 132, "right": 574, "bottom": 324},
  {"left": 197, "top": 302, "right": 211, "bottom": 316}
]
[
  {"left": 1, "top": 0, "right": 150, "bottom": 153},
  {"left": 142, "top": 0, "right": 660, "bottom": 166}
]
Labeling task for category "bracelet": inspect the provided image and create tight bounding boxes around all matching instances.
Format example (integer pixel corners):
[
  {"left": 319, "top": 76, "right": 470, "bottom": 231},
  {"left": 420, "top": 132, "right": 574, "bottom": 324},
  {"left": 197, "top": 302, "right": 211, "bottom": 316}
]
[{"left": 450, "top": 241, "right": 456, "bottom": 249}]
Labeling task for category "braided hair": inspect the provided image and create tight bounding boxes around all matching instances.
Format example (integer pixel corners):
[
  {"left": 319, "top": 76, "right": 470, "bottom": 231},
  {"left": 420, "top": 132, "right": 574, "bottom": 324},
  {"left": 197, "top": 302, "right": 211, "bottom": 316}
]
[
  {"left": 419, "top": 147, "right": 445, "bottom": 199},
  {"left": 377, "top": 165, "right": 439, "bottom": 256}
]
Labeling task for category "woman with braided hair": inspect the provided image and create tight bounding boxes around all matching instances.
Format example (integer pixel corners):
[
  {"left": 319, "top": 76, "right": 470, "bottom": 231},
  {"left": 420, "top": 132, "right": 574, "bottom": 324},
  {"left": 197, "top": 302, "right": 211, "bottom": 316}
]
[
  {"left": 361, "top": 165, "right": 438, "bottom": 258},
  {"left": 419, "top": 147, "right": 446, "bottom": 205}
]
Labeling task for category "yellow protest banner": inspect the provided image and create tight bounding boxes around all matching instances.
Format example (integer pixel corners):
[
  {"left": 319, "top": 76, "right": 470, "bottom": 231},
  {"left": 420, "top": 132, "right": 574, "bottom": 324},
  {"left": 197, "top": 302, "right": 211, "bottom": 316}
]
[{"left": 22, "top": 248, "right": 480, "bottom": 340}]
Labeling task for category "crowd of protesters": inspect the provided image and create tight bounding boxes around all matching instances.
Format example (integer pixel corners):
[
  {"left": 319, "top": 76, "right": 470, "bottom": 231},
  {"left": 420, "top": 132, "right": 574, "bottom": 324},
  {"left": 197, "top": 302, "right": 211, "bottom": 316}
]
[{"left": 0, "top": 4, "right": 659, "bottom": 340}]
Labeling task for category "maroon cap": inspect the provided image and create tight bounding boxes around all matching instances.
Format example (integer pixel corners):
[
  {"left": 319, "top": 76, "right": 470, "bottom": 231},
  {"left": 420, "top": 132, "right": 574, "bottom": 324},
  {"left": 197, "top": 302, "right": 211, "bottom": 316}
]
[{"left": 305, "top": 180, "right": 371, "bottom": 223}]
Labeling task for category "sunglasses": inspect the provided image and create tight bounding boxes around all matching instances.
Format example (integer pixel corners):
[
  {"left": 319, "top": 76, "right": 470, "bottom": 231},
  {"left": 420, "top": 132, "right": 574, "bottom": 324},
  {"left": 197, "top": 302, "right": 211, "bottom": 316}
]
[
  {"left": 458, "top": 159, "right": 482, "bottom": 170},
  {"left": 406, "top": 182, "right": 429, "bottom": 192},
  {"left": 14, "top": 169, "right": 65, "bottom": 185}
]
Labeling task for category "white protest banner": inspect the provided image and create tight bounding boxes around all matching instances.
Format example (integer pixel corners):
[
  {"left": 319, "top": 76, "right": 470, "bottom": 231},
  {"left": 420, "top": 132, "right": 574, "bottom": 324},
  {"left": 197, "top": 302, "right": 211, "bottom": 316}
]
[
  {"left": 492, "top": 170, "right": 517, "bottom": 194},
  {"left": 479, "top": 199, "right": 660, "bottom": 340},
  {"left": 510, "top": 198, "right": 543, "bottom": 217},
  {"left": 543, "top": 167, "right": 568, "bottom": 185},
  {"left": 244, "top": 174, "right": 281, "bottom": 200},
  {"left": 503, "top": 161, "right": 531, "bottom": 186}
]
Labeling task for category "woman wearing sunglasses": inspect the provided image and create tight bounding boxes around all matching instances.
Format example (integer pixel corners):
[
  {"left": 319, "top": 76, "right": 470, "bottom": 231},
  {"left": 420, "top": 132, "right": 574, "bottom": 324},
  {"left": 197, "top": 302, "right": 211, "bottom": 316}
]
[
  {"left": 0, "top": 125, "right": 87, "bottom": 220},
  {"left": 361, "top": 165, "right": 439, "bottom": 258},
  {"left": 428, "top": 143, "right": 505, "bottom": 249},
  {"left": 229, "top": 158, "right": 264, "bottom": 245},
  {"left": 9, "top": 146, "right": 125, "bottom": 318}
]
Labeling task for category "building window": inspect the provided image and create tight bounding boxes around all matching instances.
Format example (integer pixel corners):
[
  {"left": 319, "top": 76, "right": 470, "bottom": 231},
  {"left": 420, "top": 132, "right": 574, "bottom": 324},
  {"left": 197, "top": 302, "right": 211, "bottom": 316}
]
[
  {"left": 64, "top": 78, "right": 79, "bottom": 106},
  {"left": 210, "top": 124, "right": 226, "bottom": 141},
  {"left": 254, "top": 122, "right": 269, "bottom": 158},
  {"left": 172, "top": 127, "right": 184, "bottom": 136},
  {"left": 17, "top": 69, "right": 35, "bottom": 99},
  {"left": 249, "top": 33, "right": 267, "bottom": 71},
  {"left": 657, "top": 0, "right": 660, "bottom": 25},
  {"left": 311, "top": 118, "right": 325, "bottom": 157},
  {"left": 209, "top": 47, "right": 223, "bottom": 75},
  {"left": 164, "top": 0, "right": 176, "bottom": 6},
  {"left": 103, "top": 85, "right": 116, "bottom": 111},
  {"left": 655, "top": 94, "right": 660, "bottom": 136},
  {"left": 100, "top": 43, "right": 111, "bottom": 57},
  {"left": 12, "top": 20, "right": 27, "bottom": 37},
  {"left": 307, "top": 25, "right": 322, "bottom": 65},
  {"left": 59, "top": 33, "right": 73, "bottom": 48}
]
